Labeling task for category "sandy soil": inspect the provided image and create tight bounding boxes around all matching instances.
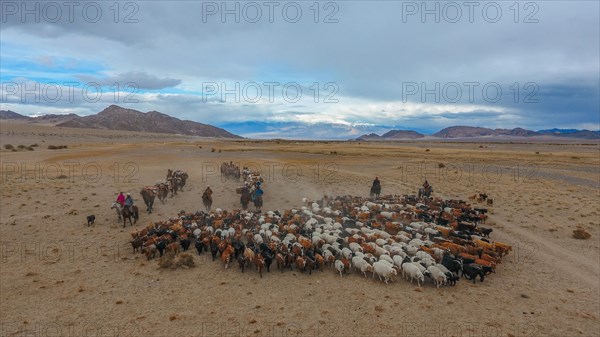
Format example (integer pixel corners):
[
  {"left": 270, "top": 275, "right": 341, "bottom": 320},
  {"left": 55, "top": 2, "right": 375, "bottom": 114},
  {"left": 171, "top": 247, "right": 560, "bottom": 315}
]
[{"left": 1, "top": 121, "right": 599, "bottom": 337}]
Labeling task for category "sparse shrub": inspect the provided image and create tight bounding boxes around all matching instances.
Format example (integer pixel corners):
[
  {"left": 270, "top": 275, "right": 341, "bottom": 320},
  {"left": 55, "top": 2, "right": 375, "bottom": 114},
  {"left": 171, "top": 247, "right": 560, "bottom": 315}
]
[
  {"left": 176, "top": 253, "right": 195, "bottom": 268},
  {"left": 48, "top": 145, "right": 67, "bottom": 150},
  {"left": 572, "top": 228, "right": 591, "bottom": 240},
  {"left": 211, "top": 148, "right": 216, "bottom": 152},
  {"left": 17, "top": 145, "right": 26, "bottom": 149},
  {"left": 158, "top": 252, "right": 195, "bottom": 269},
  {"left": 438, "top": 163, "right": 445, "bottom": 168},
  {"left": 4, "top": 144, "right": 14, "bottom": 150},
  {"left": 11, "top": 149, "right": 17, "bottom": 152},
  {"left": 158, "top": 252, "right": 176, "bottom": 269},
  {"left": 30, "top": 143, "right": 39, "bottom": 147},
  {"left": 425, "top": 149, "right": 430, "bottom": 152},
  {"left": 26, "top": 146, "right": 34, "bottom": 151}
]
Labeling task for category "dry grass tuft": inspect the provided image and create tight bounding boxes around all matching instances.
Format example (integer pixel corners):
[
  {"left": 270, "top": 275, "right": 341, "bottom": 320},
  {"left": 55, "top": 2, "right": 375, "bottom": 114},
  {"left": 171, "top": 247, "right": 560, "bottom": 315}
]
[
  {"left": 158, "top": 252, "right": 195, "bottom": 269},
  {"left": 572, "top": 228, "right": 591, "bottom": 240}
]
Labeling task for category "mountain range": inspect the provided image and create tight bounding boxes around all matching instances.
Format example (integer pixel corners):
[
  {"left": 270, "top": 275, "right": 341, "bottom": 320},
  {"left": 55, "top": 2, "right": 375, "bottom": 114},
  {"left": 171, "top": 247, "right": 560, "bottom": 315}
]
[
  {"left": 0, "top": 106, "right": 241, "bottom": 138},
  {"left": 357, "top": 126, "right": 599, "bottom": 140},
  {"left": 1, "top": 108, "right": 598, "bottom": 140}
]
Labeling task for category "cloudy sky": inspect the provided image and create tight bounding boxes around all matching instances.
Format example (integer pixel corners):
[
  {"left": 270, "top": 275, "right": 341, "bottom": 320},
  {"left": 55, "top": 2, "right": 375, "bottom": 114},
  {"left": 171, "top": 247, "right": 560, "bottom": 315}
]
[{"left": 1, "top": 0, "right": 598, "bottom": 138}]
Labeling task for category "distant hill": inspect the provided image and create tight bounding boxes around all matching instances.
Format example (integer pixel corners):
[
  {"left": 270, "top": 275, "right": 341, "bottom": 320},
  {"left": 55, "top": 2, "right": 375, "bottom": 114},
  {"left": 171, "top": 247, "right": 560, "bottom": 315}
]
[
  {"left": 53, "top": 105, "right": 241, "bottom": 138},
  {"left": 357, "top": 125, "right": 599, "bottom": 141},
  {"left": 538, "top": 128, "right": 600, "bottom": 139},
  {"left": 357, "top": 129, "right": 425, "bottom": 140},
  {"left": 433, "top": 126, "right": 540, "bottom": 138},
  {"left": 1, "top": 105, "right": 240, "bottom": 138},
  {"left": 356, "top": 133, "right": 383, "bottom": 141},
  {"left": 30, "top": 113, "right": 79, "bottom": 124},
  {"left": 382, "top": 129, "right": 425, "bottom": 139},
  {"left": 0, "top": 110, "right": 30, "bottom": 120}
]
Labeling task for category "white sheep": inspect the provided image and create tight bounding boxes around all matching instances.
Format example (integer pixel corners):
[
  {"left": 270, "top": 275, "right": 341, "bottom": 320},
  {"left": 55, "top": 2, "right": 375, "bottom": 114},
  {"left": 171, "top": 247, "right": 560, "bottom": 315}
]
[
  {"left": 334, "top": 260, "right": 345, "bottom": 277},
  {"left": 411, "top": 260, "right": 428, "bottom": 275},
  {"left": 401, "top": 262, "right": 425, "bottom": 287},
  {"left": 348, "top": 242, "right": 362, "bottom": 253},
  {"left": 392, "top": 255, "right": 405, "bottom": 269},
  {"left": 373, "top": 261, "right": 397, "bottom": 284},
  {"left": 341, "top": 247, "right": 353, "bottom": 259},
  {"left": 427, "top": 266, "right": 447, "bottom": 288},
  {"left": 378, "top": 254, "right": 394, "bottom": 265},
  {"left": 352, "top": 256, "right": 373, "bottom": 277},
  {"left": 380, "top": 211, "right": 395, "bottom": 219}
]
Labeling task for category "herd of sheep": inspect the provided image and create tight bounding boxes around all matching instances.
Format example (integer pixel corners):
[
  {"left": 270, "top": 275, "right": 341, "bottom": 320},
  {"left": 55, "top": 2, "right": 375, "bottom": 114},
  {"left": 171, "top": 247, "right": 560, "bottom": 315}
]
[{"left": 130, "top": 193, "right": 511, "bottom": 288}]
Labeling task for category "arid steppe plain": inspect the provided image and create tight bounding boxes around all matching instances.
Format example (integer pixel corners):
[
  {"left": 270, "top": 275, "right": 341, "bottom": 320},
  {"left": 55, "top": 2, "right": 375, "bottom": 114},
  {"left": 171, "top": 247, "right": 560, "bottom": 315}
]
[{"left": 0, "top": 121, "right": 599, "bottom": 337}]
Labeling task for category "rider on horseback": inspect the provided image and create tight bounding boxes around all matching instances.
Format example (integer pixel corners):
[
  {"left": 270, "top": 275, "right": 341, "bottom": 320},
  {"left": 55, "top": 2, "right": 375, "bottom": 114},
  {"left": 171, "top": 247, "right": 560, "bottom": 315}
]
[
  {"left": 370, "top": 176, "right": 381, "bottom": 197},
  {"left": 117, "top": 192, "right": 125, "bottom": 206},
  {"left": 372, "top": 177, "right": 381, "bottom": 189},
  {"left": 124, "top": 193, "right": 134, "bottom": 213},
  {"left": 253, "top": 185, "right": 263, "bottom": 201},
  {"left": 423, "top": 180, "right": 431, "bottom": 191}
]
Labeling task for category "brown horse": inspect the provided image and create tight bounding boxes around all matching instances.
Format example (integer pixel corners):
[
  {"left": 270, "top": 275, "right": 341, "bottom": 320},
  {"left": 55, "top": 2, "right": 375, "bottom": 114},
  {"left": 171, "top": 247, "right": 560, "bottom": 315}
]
[
  {"left": 173, "top": 170, "right": 189, "bottom": 191},
  {"left": 202, "top": 188, "right": 213, "bottom": 212},
  {"left": 418, "top": 186, "right": 433, "bottom": 199},
  {"left": 155, "top": 182, "right": 169, "bottom": 203},
  {"left": 111, "top": 202, "right": 138, "bottom": 227},
  {"left": 370, "top": 184, "right": 381, "bottom": 199},
  {"left": 140, "top": 187, "right": 157, "bottom": 213},
  {"left": 240, "top": 188, "right": 251, "bottom": 210},
  {"left": 168, "top": 177, "right": 180, "bottom": 196},
  {"left": 253, "top": 195, "right": 263, "bottom": 211}
]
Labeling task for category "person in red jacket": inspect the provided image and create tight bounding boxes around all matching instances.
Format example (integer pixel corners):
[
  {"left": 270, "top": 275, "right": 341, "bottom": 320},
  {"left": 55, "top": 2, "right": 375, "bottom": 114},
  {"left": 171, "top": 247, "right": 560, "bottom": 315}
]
[{"left": 116, "top": 192, "right": 125, "bottom": 207}]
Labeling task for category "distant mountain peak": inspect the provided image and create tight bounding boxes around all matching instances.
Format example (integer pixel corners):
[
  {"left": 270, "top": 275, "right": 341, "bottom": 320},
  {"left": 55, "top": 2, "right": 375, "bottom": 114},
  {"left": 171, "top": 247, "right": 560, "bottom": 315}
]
[
  {"left": 56, "top": 105, "right": 241, "bottom": 138},
  {"left": 0, "top": 110, "right": 31, "bottom": 120}
]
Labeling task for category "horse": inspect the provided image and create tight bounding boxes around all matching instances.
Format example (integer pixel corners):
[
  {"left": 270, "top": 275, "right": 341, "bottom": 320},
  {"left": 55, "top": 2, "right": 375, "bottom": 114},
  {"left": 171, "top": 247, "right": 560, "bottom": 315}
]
[
  {"left": 168, "top": 177, "right": 180, "bottom": 197},
  {"left": 370, "top": 184, "right": 381, "bottom": 199},
  {"left": 155, "top": 182, "right": 169, "bottom": 203},
  {"left": 174, "top": 171, "right": 188, "bottom": 191},
  {"left": 122, "top": 205, "right": 139, "bottom": 227},
  {"left": 202, "top": 191, "right": 213, "bottom": 212},
  {"left": 253, "top": 195, "right": 263, "bottom": 211},
  {"left": 240, "top": 189, "right": 251, "bottom": 210},
  {"left": 111, "top": 202, "right": 123, "bottom": 221},
  {"left": 110, "top": 202, "right": 138, "bottom": 227},
  {"left": 418, "top": 187, "right": 433, "bottom": 199},
  {"left": 140, "top": 187, "right": 157, "bottom": 213}
]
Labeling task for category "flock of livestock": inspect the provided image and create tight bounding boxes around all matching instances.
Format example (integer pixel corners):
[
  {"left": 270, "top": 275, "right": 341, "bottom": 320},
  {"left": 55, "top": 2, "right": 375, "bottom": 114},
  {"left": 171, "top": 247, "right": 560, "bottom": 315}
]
[
  {"left": 139, "top": 169, "right": 189, "bottom": 214},
  {"left": 129, "top": 188, "right": 511, "bottom": 288}
]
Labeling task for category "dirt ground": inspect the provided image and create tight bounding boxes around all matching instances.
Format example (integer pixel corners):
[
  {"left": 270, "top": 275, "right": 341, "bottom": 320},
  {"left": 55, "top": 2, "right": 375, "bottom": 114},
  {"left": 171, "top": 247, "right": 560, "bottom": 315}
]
[{"left": 1, "top": 121, "right": 599, "bottom": 337}]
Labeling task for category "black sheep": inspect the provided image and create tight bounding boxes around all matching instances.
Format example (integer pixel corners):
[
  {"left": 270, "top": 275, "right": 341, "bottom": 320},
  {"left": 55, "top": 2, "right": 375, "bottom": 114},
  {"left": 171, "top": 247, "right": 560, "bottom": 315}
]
[
  {"left": 180, "top": 238, "right": 191, "bottom": 251},
  {"left": 210, "top": 242, "right": 218, "bottom": 261},
  {"left": 462, "top": 264, "right": 485, "bottom": 283},
  {"left": 194, "top": 240, "right": 204, "bottom": 255},
  {"left": 155, "top": 240, "right": 167, "bottom": 257}
]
